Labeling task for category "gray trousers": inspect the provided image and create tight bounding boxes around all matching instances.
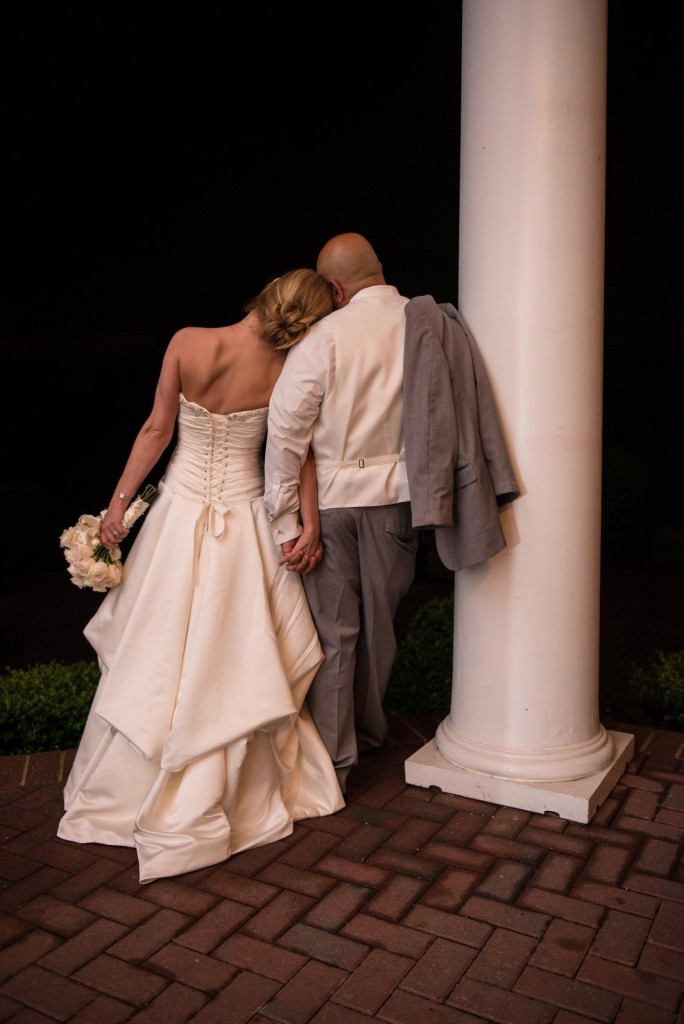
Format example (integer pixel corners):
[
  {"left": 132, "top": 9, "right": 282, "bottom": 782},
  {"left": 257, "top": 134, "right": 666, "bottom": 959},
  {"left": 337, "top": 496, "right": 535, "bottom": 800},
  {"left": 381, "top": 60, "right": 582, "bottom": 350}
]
[{"left": 302, "top": 502, "right": 417, "bottom": 788}]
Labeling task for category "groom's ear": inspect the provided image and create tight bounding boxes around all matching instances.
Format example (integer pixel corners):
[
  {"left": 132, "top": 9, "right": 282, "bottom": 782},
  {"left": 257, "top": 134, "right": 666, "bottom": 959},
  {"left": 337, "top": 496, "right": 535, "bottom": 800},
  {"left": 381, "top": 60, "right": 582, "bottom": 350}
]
[{"left": 329, "top": 279, "right": 345, "bottom": 306}]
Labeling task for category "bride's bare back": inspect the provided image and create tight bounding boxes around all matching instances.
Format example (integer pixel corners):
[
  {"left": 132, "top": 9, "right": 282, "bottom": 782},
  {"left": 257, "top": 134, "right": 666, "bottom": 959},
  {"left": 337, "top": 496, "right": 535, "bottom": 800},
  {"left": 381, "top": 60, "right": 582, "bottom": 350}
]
[{"left": 173, "top": 314, "right": 286, "bottom": 415}]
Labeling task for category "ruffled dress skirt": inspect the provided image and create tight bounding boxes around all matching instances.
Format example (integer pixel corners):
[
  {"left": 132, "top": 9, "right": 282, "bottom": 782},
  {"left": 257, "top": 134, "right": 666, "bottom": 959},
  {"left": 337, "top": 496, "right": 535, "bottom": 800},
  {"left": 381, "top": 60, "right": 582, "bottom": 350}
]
[{"left": 57, "top": 396, "right": 344, "bottom": 883}]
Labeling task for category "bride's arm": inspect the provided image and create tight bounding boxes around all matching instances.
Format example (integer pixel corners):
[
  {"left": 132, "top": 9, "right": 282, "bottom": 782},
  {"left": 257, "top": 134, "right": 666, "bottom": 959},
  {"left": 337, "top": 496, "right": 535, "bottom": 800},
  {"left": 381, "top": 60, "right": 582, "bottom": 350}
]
[{"left": 100, "top": 337, "right": 181, "bottom": 547}]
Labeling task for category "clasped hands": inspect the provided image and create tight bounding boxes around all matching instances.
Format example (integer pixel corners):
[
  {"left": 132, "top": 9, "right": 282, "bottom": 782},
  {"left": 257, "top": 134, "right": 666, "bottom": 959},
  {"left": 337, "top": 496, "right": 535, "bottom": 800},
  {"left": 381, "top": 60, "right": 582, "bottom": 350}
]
[{"left": 279, "top": 523, "right": 323, "bottom": 575}]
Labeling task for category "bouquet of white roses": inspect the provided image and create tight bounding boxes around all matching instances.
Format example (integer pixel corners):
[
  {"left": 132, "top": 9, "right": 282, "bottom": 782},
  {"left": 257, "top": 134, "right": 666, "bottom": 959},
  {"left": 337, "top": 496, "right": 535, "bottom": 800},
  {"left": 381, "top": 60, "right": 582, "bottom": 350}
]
[{"left": 60, "top": 484, "right": 159, "bottom": 592}]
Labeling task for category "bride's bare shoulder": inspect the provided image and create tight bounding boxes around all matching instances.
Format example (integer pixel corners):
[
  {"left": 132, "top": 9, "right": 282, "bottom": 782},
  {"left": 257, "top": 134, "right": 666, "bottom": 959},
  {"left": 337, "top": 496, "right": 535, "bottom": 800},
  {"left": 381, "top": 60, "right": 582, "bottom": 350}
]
[{"left": 170, "top": 325, "right": 229, "bottom": 346}]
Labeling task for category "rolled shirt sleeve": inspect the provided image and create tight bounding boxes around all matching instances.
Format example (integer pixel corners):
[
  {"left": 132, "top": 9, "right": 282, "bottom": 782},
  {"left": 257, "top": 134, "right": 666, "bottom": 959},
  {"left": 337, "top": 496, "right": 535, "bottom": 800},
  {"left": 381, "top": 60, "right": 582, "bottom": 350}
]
[{"left": 264, "top": 323, "right": 330, "bottom": 544}]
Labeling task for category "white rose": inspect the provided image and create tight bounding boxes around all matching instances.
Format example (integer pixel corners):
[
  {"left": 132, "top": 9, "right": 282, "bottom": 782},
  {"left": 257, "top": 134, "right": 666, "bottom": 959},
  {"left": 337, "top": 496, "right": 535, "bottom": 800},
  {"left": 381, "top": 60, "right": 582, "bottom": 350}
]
[
  {"left": 63, "top": 543, "right": 91, "bottom": 565},
  {"left": 105, "top": 562, "right": 123, "bottom": 587},
  {"left": 59, "top": 526, "right": 75, "bottom": 548},
  {"left": 85, "top": 559, "right": 117, "bottom": 591},
  {"left": 62, "top": 515, "right": 101, "bottom": 548},
  {"left": 67, "top": 562, "right": 91, "bottom": 587},
  {"left": 67, "top": 554, "right": 92, "bottom": 575}
]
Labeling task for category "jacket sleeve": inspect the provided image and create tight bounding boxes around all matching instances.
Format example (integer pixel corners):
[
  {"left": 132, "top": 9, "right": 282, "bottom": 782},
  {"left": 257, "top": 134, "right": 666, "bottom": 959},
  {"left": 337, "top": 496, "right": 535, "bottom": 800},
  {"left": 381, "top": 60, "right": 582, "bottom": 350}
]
[{"left": 403, "top": 299, "right": 458, "bottom": 527}]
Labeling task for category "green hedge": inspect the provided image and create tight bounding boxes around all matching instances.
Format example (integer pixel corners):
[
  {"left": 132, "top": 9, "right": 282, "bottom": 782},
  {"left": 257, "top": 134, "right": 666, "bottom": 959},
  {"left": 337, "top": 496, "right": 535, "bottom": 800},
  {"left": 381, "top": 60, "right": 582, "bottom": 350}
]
[
  {"left": 384, "top": 595, "right": 455, "bottom": 715},
  {"left": 620, "top": 647, "right": 684, "bottom": 731},
  {"left": 0, "top": 661, "right": 99, "bottom": 755}
]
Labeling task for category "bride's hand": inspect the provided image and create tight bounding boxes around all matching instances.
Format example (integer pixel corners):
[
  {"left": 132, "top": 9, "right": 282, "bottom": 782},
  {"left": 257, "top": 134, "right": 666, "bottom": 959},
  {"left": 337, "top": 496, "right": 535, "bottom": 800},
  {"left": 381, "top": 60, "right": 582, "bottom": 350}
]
[{"left": 100, "top": 507, "right": 129, "bottom": 548}]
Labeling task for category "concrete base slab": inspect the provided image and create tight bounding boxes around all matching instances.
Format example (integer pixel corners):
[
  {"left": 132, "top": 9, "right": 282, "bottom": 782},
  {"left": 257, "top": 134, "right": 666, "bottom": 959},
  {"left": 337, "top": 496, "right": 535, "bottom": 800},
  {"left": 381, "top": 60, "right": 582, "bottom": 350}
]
[{"left": 404, "top": 730, "right": 635, "bottom": 823}]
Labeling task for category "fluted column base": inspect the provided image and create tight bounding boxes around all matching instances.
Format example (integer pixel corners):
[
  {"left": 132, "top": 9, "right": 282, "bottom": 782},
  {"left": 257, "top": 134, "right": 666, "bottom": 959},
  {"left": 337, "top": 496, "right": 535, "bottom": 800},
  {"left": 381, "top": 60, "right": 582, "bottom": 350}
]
[{"left": 435, "top": 717, "right": 616, "bottom": 783}]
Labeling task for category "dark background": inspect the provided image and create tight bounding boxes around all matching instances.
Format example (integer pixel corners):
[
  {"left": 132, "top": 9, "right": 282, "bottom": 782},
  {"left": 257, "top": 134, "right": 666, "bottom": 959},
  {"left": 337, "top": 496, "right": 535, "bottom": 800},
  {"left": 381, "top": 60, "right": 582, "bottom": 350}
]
[{"left": 2, "top": 2, "right": 682, "bottom": 593}]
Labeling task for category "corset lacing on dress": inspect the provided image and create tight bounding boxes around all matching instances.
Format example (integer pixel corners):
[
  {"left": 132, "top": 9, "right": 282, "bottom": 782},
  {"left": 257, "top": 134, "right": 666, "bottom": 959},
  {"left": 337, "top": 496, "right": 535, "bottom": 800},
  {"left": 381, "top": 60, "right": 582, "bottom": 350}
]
[{"left": 167, "top": 396, "right": 270, "bottom": 581}]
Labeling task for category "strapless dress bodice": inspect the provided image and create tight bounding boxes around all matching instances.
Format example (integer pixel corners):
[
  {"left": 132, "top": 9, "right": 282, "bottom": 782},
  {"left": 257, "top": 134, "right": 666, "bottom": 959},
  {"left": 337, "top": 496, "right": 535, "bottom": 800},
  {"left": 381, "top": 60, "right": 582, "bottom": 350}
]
[{"left": 163, "top": 394, "right": 268, "bottom": 504}]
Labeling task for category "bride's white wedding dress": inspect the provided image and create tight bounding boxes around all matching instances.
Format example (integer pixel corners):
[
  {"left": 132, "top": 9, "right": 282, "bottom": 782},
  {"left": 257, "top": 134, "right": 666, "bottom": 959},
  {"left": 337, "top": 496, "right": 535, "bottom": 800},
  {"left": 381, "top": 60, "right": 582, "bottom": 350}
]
[{"left": 58, "top": 394, "right": 344, "bottom": 883}]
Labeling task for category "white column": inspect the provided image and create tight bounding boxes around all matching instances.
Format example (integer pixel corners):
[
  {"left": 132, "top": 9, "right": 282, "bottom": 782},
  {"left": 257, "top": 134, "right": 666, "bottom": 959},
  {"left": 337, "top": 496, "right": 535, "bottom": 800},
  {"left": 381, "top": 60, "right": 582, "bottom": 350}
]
[{"left": 405, "top": 0, "right": 633, "bottom": 822}]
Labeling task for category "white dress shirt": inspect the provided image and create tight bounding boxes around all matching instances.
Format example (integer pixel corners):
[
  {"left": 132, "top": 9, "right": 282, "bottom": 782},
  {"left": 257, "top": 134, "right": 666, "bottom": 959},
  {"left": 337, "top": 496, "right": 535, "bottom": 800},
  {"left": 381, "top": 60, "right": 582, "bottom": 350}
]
[{"left": 264, "top": 285, "right": 410, "bottom": 543}]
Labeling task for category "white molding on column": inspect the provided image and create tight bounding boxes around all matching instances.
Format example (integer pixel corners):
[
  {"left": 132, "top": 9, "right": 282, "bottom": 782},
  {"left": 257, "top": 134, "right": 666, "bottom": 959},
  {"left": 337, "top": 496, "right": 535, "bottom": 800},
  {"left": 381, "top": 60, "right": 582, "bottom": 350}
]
[
  {"left": 435, "top": 717, "right": 617, "bottom": 782},
  {"left": 405, "top": 730, "right": 634, "bottom": 823}
]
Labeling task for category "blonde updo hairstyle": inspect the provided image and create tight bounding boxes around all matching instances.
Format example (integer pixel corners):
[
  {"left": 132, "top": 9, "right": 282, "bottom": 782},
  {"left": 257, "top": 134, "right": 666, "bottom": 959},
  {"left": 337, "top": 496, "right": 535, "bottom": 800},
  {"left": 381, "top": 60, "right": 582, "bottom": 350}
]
[{"left": 246, "top": 268, "right": 334, "bottom": 351}]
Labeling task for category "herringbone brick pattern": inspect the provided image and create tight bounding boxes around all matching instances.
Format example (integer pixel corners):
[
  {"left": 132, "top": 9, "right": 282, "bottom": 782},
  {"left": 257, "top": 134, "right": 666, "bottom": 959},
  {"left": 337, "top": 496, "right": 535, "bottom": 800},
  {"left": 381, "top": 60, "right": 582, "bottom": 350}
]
[{"left": 0, "top": 715, "right": 682, "bottom": 1023}]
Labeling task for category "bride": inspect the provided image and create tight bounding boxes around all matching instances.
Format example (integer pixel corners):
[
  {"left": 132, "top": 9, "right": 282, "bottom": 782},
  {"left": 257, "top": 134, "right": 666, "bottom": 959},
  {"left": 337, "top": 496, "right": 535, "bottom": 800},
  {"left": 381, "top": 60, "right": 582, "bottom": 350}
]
[{"left": 57, "top": 268, "right": 344, "bottom": 883}]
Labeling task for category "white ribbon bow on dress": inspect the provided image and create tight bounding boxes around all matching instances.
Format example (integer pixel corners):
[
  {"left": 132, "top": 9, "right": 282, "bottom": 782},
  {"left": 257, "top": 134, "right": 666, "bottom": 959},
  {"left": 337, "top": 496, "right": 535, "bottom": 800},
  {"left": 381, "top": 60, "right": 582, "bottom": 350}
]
[{"left": 193, "top": 500, "right": 230, "bottom": 584}]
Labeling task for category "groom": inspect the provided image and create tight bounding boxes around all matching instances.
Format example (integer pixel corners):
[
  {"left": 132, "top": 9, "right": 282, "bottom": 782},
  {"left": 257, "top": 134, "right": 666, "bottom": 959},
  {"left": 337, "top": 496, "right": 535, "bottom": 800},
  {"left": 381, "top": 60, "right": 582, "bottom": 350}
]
[{"left": 263, "top": 233, "right": 417, "bottom": 795}]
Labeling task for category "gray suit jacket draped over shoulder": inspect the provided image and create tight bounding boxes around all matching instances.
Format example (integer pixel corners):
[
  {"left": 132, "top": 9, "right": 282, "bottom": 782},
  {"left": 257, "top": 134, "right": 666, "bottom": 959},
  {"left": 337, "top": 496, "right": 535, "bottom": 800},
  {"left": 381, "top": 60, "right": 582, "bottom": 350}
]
[{"left": 403, "top": 295, "right": 520, "bottom": 572}]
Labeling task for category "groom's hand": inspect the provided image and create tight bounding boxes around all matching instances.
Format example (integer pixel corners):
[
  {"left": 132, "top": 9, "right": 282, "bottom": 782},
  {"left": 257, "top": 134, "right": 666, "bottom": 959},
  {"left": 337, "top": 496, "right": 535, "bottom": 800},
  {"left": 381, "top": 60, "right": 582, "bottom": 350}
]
[{"left": 279, "top": 537, "right": 323, "bottom": 576}]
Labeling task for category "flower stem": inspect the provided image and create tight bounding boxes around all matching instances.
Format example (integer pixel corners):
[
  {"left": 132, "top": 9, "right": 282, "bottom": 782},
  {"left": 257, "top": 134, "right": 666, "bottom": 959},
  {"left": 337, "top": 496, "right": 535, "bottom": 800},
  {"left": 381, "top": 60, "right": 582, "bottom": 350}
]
[{"left": 139, "top": 484, "right": 159, "bottom": 504}]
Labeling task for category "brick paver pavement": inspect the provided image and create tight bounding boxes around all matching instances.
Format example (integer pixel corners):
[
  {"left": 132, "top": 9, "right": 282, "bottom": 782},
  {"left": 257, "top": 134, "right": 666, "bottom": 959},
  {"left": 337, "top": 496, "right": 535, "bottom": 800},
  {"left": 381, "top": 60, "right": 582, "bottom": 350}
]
[{"left": 0, "top": 714, "right": 682, "bottom": 1023}]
